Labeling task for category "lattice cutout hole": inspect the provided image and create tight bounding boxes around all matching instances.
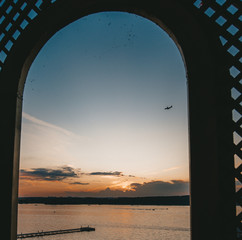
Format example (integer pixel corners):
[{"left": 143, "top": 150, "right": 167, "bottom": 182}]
[
  {"left": 235, "top": 154, "right": 241, "bottom": 169},
  {"left": 232, "top": 109, "right": 241, "bottom": 123},
  {"left": 219, "top": 35, "right": 228, "bottom": 45},
  {"left": 227, "top": 4, "right": 238, "bottom": 15},
  {"left": 233, "top": 131, "right": 242, "bottom": 146},
  {"left": 205, "top": 7, "right": 216, "bottom": 17},
  {"left": 216, "top": 0, "right": 228, "bottom": 6},
  {"left": 216, "top": 16, "right": 228, "bottom": 26},
  {"left": 227, "top": 45, "right": 240, "bottom": 56},
  {"left": 227, "top": 24, "right": 240, "bottom": 36},
  {"left": 230, "top": 66, "right": 240, "bottom": 78},
  {"left": 12, "top": 30, "right": 20, "bottom": 40},
  {"left": 0, "top": 50, "right": 7, "bottom": 63},
  {"left": 231, "top": 87, "right": 241, "bottom": 100}
]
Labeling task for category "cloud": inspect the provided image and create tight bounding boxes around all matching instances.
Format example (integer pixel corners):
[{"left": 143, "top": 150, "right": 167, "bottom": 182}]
[
  {"left": 129, "top": 180, "right": 189, "bottom": 196},
  {"left": 88, "top": 171, "right": 124, "bottom": 177},
  {"left": 162, "top": 166, "right": 180, "bottom": 172},
  {"left": 69, "top": 182, "right": 89, "bottom": 185},
  {"left": 65, "top": 180, "right": 189, "bottom": 197},
  {"left": 22, "top": 112, "right": 76, "bottom": 137},
  {"left": 20, "top": 166, "right": 80, "bottom": 182},
  {"left": 20, "top": 112, "right": 93, "bottom": 172}
]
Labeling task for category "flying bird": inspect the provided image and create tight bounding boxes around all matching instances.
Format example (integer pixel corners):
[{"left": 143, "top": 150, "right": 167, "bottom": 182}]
[{"left": 164, "top": 105, "right": 173, "bottom": 110}]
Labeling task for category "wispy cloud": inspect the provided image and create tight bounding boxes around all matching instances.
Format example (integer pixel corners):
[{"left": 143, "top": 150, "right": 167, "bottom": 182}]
[
  {"left": 22, "top": 112, "right": 77, "bottom": 137},
  {"left": 20, "top": 112, "right": 92, "bottom": 169},
  {"left": 162, "top": 166, "right": 180, "bottom": 172}
]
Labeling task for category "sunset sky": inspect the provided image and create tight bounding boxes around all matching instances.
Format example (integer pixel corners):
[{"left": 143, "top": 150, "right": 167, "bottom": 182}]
[{"left": 19, "top": 12, "right": 189, "bottom": 197}]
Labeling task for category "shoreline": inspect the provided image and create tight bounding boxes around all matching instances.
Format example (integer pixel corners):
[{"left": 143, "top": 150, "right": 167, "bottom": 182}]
[{"left": 18, "top": 196, "right": 190, "bottom": 206}]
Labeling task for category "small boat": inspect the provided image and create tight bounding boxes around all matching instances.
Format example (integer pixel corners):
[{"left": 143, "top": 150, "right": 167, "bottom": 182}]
[{"left": 80, "top": 226, "right": 95, "bottom": 232}]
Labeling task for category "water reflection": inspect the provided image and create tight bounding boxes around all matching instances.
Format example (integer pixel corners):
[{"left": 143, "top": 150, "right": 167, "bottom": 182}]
[{"left": 18, "top": 204, "right": 190, "bottom": 240}]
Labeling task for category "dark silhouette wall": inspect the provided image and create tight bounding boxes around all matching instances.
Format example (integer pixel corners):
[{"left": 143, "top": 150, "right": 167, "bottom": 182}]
[{"left": 0, "top": 0, "right": 239, "bottom": 239}]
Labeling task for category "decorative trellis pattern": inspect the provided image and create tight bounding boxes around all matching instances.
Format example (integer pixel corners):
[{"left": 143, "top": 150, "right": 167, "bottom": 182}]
[
  {"left": 193, "top": 0, "right": 241, "bottom": 237},
  {"left": 0, "top": 0, "right": 241, "bottom": 237},
  {"left": 0, "top": 0, "right": 39, "bottom": 71},
  {"left": 0, "top": 0, "right": 58, "bottom": 71}
]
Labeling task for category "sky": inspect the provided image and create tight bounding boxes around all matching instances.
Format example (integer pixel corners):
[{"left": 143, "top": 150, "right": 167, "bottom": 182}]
[{"left": 19, "top": 12, "right": 189, "bottom": 197}]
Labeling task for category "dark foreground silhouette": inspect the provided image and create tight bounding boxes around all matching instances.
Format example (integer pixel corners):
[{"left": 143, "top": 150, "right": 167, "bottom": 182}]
[{"left": 19, "top": 196, "right": 189, "bottom": 205}]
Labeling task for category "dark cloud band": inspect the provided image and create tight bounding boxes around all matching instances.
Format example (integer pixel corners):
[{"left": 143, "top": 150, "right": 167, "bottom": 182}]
[
  {"left": 20, "top": 166, "right": 79, "bottom": 182},
  {"left": 69, "top": 182, "right": 89, "bottom": 185},
  {"left": 65, "top": 180, "right": 189, "bottom": 197},
  {"left": 89, "top": 171, "right": 124, "bottom": 176}
]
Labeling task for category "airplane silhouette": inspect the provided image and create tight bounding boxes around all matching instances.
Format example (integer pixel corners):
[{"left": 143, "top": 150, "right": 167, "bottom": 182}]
[{"left": 164, "top": 105, "right": 173, "bottom": 110}]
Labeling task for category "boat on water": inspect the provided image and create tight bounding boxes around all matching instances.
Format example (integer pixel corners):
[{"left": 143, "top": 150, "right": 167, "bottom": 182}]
[{"left": 80, "top": 226, "right": 95, "bottom": 232}]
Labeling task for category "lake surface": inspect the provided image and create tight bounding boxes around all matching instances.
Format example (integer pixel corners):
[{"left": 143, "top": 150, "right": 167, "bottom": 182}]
[{"left": 18, "top": 204, "right": 190, "bottom": 240}]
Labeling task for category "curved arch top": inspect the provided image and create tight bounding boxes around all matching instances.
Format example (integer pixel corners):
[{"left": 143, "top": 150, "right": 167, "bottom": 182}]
[{"left": 0, "top": 1, "right": 237, "bottom": 240}]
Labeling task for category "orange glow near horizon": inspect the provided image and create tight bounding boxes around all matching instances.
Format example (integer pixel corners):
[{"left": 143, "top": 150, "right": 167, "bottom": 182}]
[
  {"left": 19, "top": 179, "right": 135, "bottom": 197},
  {"left": 19, "top": 168, "right": 189, "bottom": 197},
  {"left": 18, "top": 171, "right": 144, "bottom": 197}
]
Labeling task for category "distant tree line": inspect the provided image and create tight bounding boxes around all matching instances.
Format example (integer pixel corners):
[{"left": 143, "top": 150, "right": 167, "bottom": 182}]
[{"left": 18, "top": 196, "right": 190, "bottom": 205}]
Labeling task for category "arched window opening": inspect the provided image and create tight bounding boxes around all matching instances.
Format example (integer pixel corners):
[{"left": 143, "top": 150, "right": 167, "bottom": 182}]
[{"left": 18, "top": 11, "right": 190, "bottom": 239}]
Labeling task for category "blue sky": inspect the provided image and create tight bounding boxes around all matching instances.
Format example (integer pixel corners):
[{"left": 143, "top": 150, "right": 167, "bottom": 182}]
[{"left": 19, "top": 12, "right": 189, "bottom": 197}]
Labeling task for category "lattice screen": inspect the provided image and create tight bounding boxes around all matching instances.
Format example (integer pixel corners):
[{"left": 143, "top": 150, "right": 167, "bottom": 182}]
[
  {"left": 193, "top": 0, "right": 241, "bottom": 237},
  {"left": 0, "top": 0, "right": 58, "bottom": 71},
  {"left": 0, "top": 0, "right": 241, "bottom": 237}
]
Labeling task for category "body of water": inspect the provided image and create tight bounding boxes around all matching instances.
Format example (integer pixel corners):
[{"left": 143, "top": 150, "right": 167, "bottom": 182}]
[{"left": 18, "top": 204, "right": 190, "bottom": 240}]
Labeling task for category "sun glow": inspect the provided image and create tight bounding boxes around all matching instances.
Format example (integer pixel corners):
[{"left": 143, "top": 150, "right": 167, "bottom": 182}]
[{"left": 111, "top": 181, "right": 136, "bottom": 192}]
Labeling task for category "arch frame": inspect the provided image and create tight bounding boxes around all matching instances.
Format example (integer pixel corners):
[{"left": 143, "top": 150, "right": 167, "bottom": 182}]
[{"left": 0, "top": 0, "right": 236, "bottom": 239}]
